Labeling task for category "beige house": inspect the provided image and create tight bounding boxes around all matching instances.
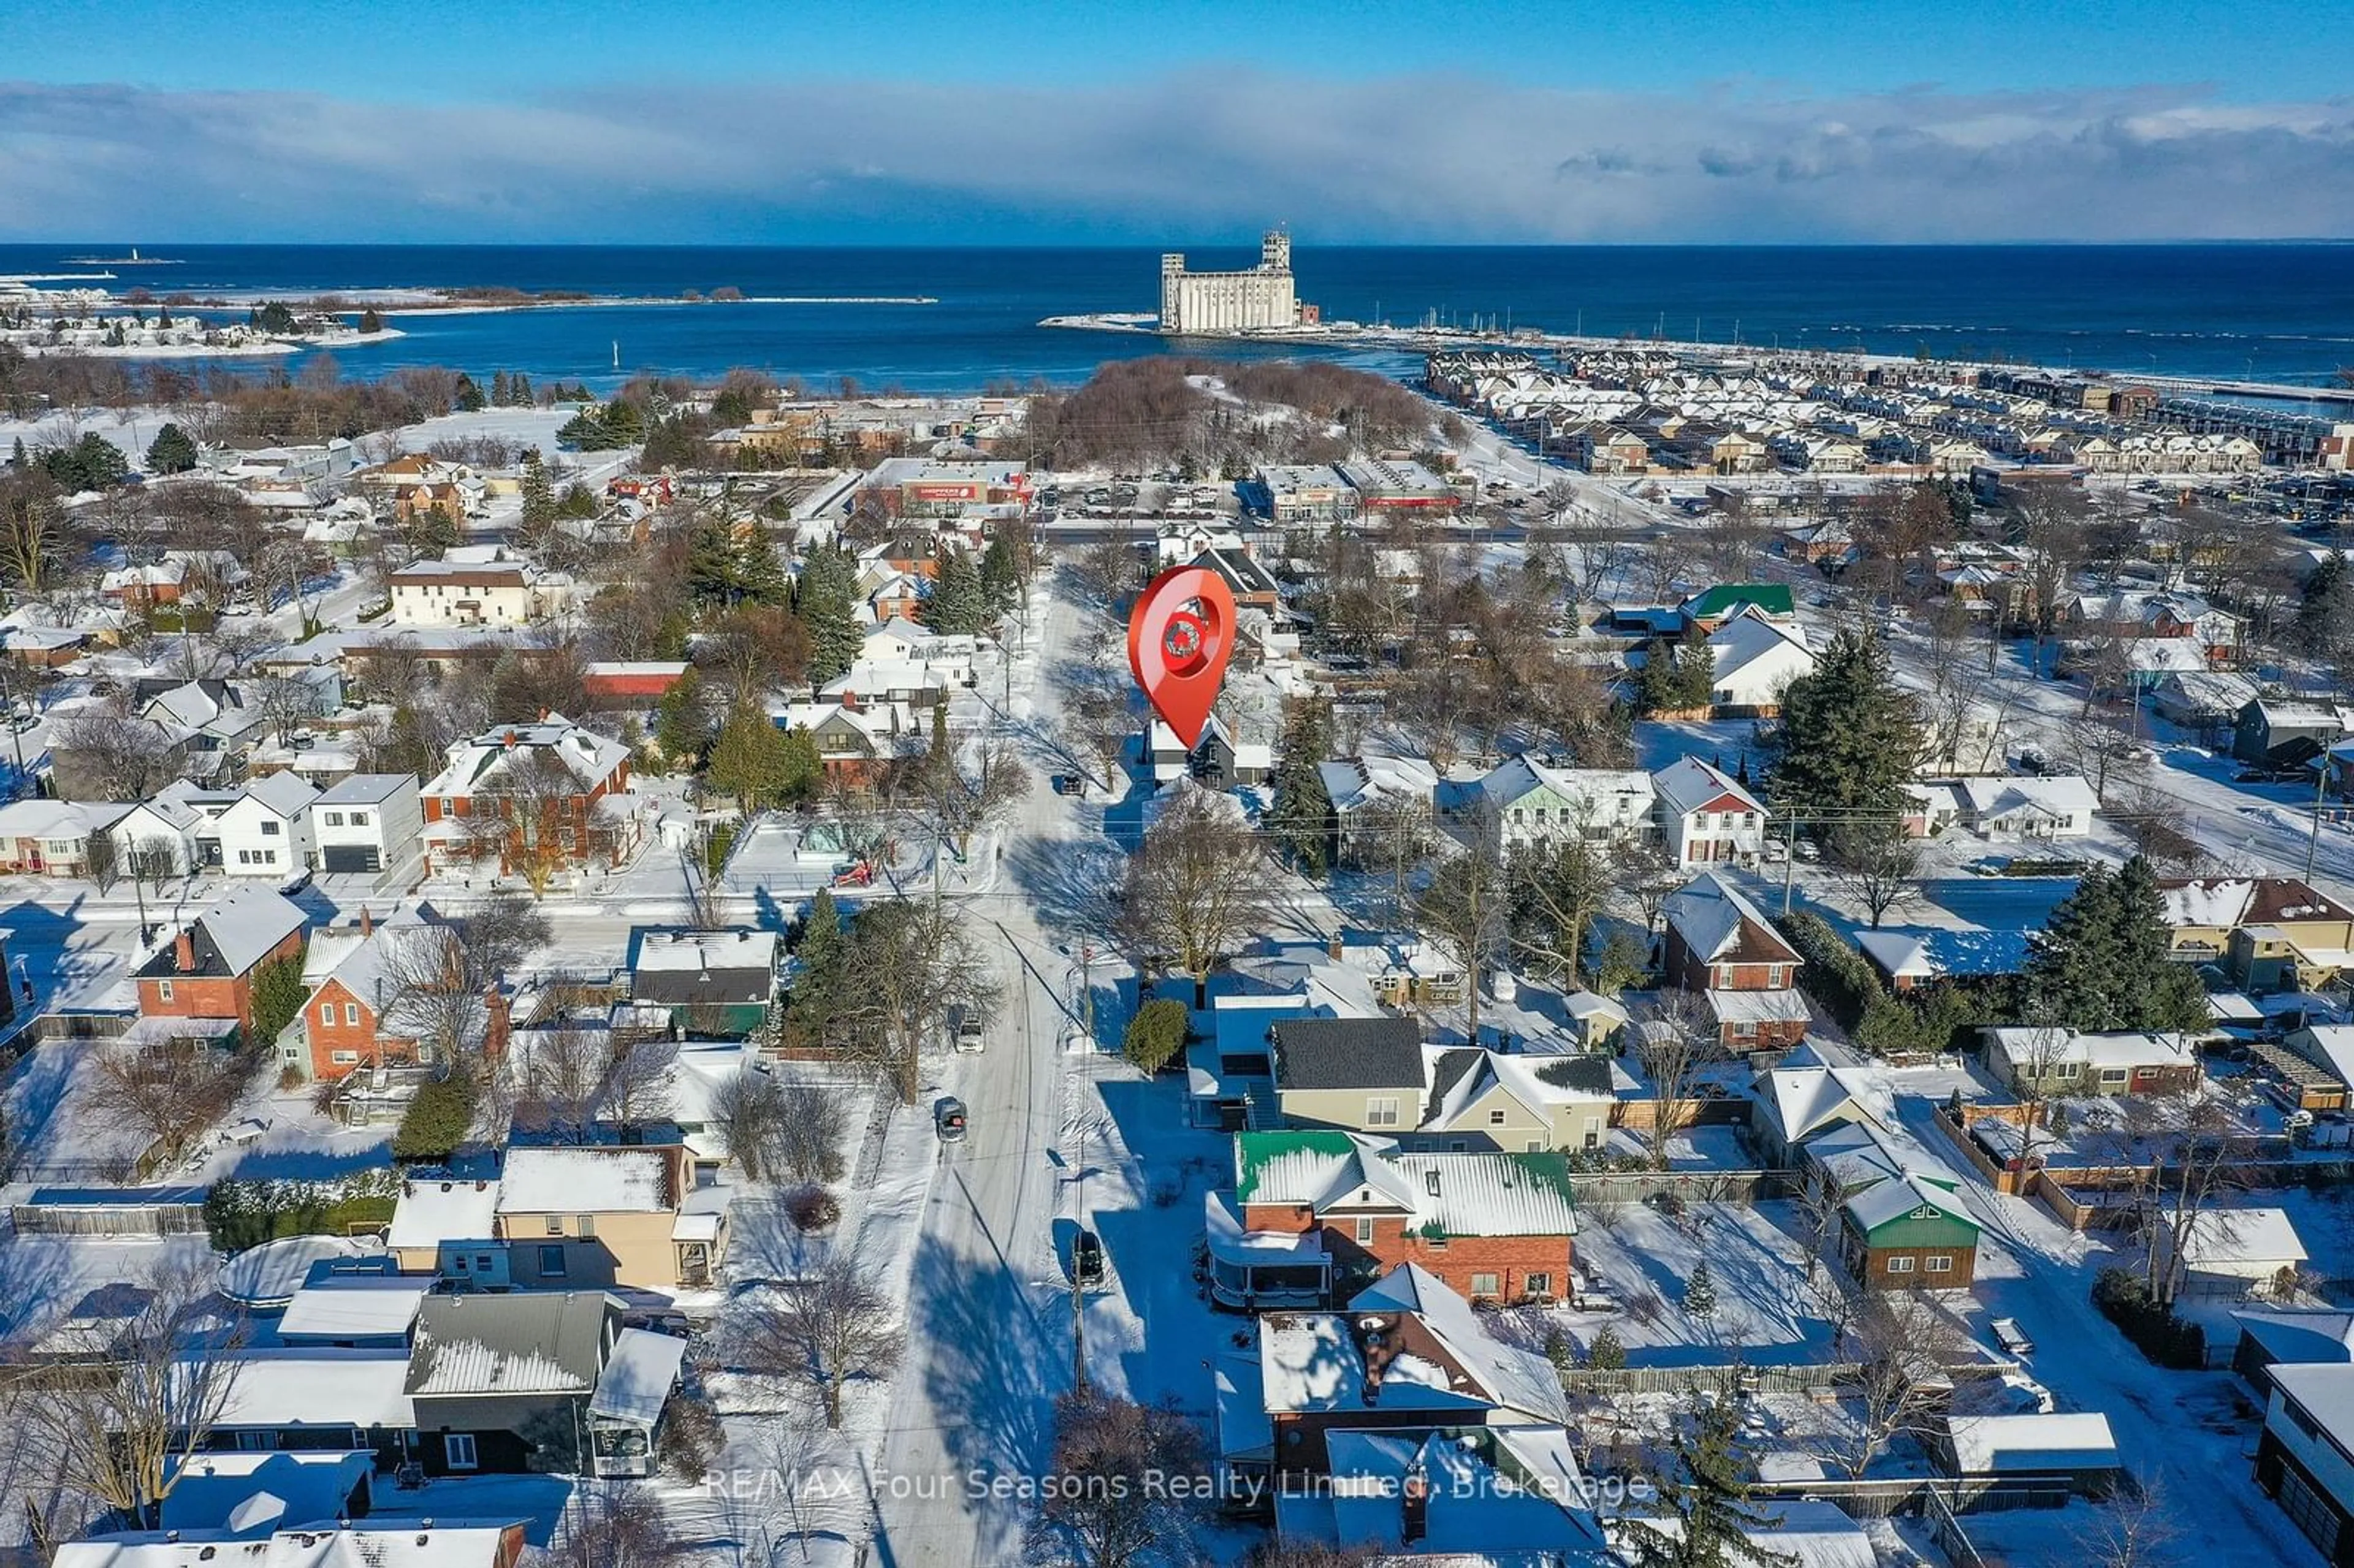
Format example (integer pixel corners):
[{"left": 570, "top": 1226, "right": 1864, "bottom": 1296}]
[
  {"left": 495, "top": 1143, "right": 728, "bottom": 1290},
  {"left": 1415, "top": 1047, "right": 1613, "bottom": 1155},
  {"left": 1269, "top": 1017, "right": 1427, "bottom": 1132}
]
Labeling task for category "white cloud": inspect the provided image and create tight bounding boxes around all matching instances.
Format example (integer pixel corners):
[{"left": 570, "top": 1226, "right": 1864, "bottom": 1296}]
[{"left": 1, "top": 72, "right": 2350, "bottom": 241}]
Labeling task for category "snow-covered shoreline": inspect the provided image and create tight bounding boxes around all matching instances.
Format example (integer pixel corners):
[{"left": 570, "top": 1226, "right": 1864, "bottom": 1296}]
[{"left": 0, "top": 327, "right": 407, "bottom": 360}]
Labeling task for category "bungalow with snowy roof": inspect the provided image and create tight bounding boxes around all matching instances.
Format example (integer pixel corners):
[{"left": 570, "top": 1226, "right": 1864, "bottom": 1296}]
[
  {"left": 2151, "top": 669, "right": 2263, "bottom": 739},
  {"left": 1218, "top": 1262, "right": 1571, "bottom": 1491},
  {"left": 419, "top": 714, "right": 637, "bottom": 878},
  {"left": 1951, "top": 774, "right": 2097, "bottom": 840},
  {"left": 1854, "top": 926, "right": 2035, "bottom": 992},
  {"left": 1982, "top": 1026, "right": 2201, "bottom": 1098},
  {"left": 1652, "top": 756, "right": 1769, "bottom": 867},
  {"left": 2156, "top": 876, "right": 2354, "bottom": 989},
  {"left": 0, "top": 798, "right": 127, "bottom": 877},
  {"left": 2062, "top": 587, "right": 2243, "bottom": 664},
  {"left": 58, "top": 1518, "right": 529, "bottom": 1568},
  {"left": 1228, "top": 1130, "right": 1578, "bottom": 1306},
  {"left": 1290, "top": 1424, "right": 1611, "bottom": 1562},
  {"left": 1662, "top": 872, "right": 1810, "bottom": 1049},
  {"left": 184, "top": 1346, "right": 416, "bottom": 1458},
  {"left": 493, "top": 1142, "right": 727, "bottom": 1290},
  {"left": 1477, "top": 757, "right": 1654, "bottom": 853}
]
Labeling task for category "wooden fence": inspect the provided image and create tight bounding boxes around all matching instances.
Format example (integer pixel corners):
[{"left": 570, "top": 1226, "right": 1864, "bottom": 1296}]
[{"left": 1568, "top": 1168, "right": 1796, "bottom": 1208}]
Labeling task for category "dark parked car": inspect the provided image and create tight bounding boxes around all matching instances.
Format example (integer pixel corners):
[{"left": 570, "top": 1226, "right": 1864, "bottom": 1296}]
[
  {"left": 934, "top": 1097, "right": 967, "bottom": 1143},
  {"left": 1071, "top": 1228, "right": 1105, "bottom": 1286}
]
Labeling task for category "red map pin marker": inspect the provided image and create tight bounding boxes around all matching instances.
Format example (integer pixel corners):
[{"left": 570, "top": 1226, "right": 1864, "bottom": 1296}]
[{"left": 1128, "top": 565, "right": 1236, "bottom": 752}]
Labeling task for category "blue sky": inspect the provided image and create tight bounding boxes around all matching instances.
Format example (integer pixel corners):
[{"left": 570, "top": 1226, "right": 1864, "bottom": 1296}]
[{"left": 4, "top": 1, "right": 2351, "bottom": 242}]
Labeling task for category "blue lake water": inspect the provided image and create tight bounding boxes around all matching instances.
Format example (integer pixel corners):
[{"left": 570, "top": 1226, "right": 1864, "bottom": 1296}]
[{"left": 4, "top": 243, "right": 2350, "bottom": 394}]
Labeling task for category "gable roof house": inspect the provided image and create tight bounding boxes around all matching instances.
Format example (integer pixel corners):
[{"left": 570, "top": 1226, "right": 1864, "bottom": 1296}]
[
  {"left": 215, "top": 769, "right": 320, "bottom": 877},
  {"left": 1478, "top": 757, "right": 1655, "bottom": 853},
  {"left": 1704, "top": 606, "right": 1816, "bottom": 717},
  {"left": 1981, "top": 1026, "right": 2201, "bottom": 1098},
  {"left": 1267, "top": 1016, "right": 1428, "bottom": 1133},
  {"left": 2257, "top": 1361, "right": 2354, "bottom": 1562},
  {"left": 1417, "top": 1047, "right": 1614, "bottom": 1156},
  {"left": 1230, "top": 1130, "right": 1578, "bottom": 1306},
  {"left": 292, "top": 907, "right": 446, "bottom": 1082},
  {"left": 1839, "top": 1170, "right": 1981, "bottom": 1290},
  {"left": 419, "top": 714, "right": 638, "bottom": 881},
  {"left": 134, "top": 886, "right": 311, "bottom": 1037},
  {"left": 403, "top": 1290, "right": 627, "bottom": 1475},
  {"left": 1224, "top": 1262, "right": 1572, "bottom": 1485},
  {"left": 0, "top": 799, "right": 128, "bottom": 877},
  {"left": 1661, "top": 872, "right": 1810, "bottom": 1049},
  {"left": 2157, "top": 1207, "right": 2309, "bottom": 1303},
  {"left": 1652, "top": 757, "right": 1769, "bottom": 867}
]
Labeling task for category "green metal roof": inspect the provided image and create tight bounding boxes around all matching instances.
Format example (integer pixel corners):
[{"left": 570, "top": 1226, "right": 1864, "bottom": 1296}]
[
  {"left": 1685, "top": 583, "right": 1795, "bottom": 620},
  {"left": 1234, "top": 1130, "right": 1359, "bottom": 1202}
]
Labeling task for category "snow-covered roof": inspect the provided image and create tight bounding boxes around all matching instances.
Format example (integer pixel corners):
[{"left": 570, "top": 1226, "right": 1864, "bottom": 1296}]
[
  {"left": 1956, "top": 775, "right": 2097, "bottom": 820},
  {"left": 385, "top": 1175, "right": 501, "bottom": 1252},
  {"left": 406, "top": 1291, "right": 615, "bottom": 1397},
  {"left": 1351, "top": 1264, "right": 1569, "bottom": 1421},
  {"left": 1984, "top": 1027, "right": 2193, "bottom": 1071},
  {"left": 1854, "top": 926, "right": 2034, "bottom": 981},
  {"left": 496, "top": 1146, "right": 670, "bottom": 1214},
  {"left": 633, "top": 928, "right": 779, "bottom": 975},
  {"left": 1663, "top": 870, "right": 1796, "bottom": 965},
  {"left": 588, "top": 1328, "right": 688, "bottom": 1426},
  {"left": 313, "top": 773, "right": 414, "bottom": 806},
  {"left": 1944, "top": 1412, "right": 2119, "bottom": 1475},
  {"left": 55, "top": 1521, "right": 523, "bottom": 1568},
  {"left": 1652, "top": 755, "right": 1765, "bottom": 818},
  {"left": 210, "top": 1348, "right": 414, "bottom": 1431},
  {"left": 2177, "top": 1206, "right": 2307, "bottom": 1269},
  {"left": 1842, "top": 1170, "right": 1977, "bottom": 1236},
  {"left": 275, "top": 1274, "right": 429, "bottom": 1341},
  {"left": 2271, "top": 1363, "right": 2354, "bottom": 1447}
]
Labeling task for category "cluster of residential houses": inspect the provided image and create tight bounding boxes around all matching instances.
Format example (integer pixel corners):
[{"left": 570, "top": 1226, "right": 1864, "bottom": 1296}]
[{"left": 1427, "top": 348, "right": 2272, "bottom": 481}]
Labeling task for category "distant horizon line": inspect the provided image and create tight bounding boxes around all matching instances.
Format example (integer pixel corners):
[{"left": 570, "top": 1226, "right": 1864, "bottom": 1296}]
[{"left": 5, "top": 237, "right": 2353, "bottom": 251}]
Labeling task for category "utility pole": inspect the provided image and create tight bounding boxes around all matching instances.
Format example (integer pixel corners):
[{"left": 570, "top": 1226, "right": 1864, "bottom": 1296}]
[
  {"left": 1080, "top": 942, "right": 1095, "bottom": 1043},
  {"left": 1782, "top": 811, "right": 1800, "bottom": 916},
  {"left": 1072, "top": 1123, "right": 1089, "bottom": 1395},
  {"left": 2306, "top": 759, "right": 2332, "bottom": 885}
]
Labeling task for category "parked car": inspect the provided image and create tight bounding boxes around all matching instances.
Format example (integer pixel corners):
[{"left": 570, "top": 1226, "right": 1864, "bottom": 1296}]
[
  {"left": 948, "top": 1003, "right": 985, "bottom": 1054},
  {"left": 1071, "top": 1228, "right": 1105, "bottom": 1286},
  {"left": 934, "top": 1097, "right": 967, "bottom": 1143},
  {"left": 1051, "top": 774, "right": 1084, "bottom": 796}
]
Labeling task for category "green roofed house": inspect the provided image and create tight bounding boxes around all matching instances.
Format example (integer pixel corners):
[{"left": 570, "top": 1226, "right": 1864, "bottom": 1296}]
[
  {"left": 1680, "top": 582, "right": 1797, "bottom": 631},
  {"left": 1227, "top": 1129, "right": 1577, "bottom": 1306},
  {"left": 1839, "top": 1170, "right": 1980, "bottom": 1290}
]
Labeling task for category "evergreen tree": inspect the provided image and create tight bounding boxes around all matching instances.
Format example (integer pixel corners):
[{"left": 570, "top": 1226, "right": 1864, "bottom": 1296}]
[
  {"left": 1636, "top": 628, "right": 1715, "bottom": 715},
  {"left": 2025, "top": 854, "right": 2209, "bottom": 1032},
  {"left": 707, "top": 701, "right": 793, "bottom": 812},
  {"left": 1684, "top": 1258, "right": 1718, "bottom": 1323},
  {"left": 1586, "top": 1323, "right": 1628, "bottom": 1371},
  {"left": 1768, "top": 628, "right": 1921, "bottom": 821},
  {"left": 1621, "top": 1398, "right": 1794, "bottom": 1568},
  {"left": 511, "top": 371, "right": 534, "bottom": 405},
  {"left": 980, "top": 533, "right": 1021, "bottom": 618},
  {"left": 655, "top": 666, "right": 709, "bottom": 767},
  {"left": 556, "top": 409, "right": 612, "bottom": 450},
  {"left": 2298, "top": 552, "right": 2354, "bottom": 661},
  {"left": 737, "top": 535, "right": 790, "bottom": 606},
  {"left": 518, "top": 449, "right": 556, "bottom": 539},
  {"left": 454, "top": 373, "right": 484, "bottom": 412},
  {"left": 1267, "top": 703, "right": 1336, "bottom": 873},
  {"left": 40, "top": 432, "right": 130, "bottom": 491},
  {"left": 796, "top": 544, "right": 865, "bottom": 686},
  {"left": 923, "top": 543, "right": 987, "bottom": 634},
  {"left": 144, "top": 422, "right": 199, "bottom": 476},
  {"left": 779, "top": 725, "right": 823, "bottom": 802},
  {"left": 600, "top": 398, "right": 646, "bottom": 443},
  {"left": 687, "top": 519, "right": 747, "bottom": 607},
  {"left": 406, "top": 504, "right": 460, "bottom": 557},
  {"left": 491, "top": 369, "right": 512, "bottom": 406},
  {"left": 710, "top": 386, "right": 753, "bottom": 427},
  {"left": 358, "top": 306, "right": 384, "bottom": 334},
  {"left": 788, "top": 886, "right": 849, "bottom": 1047},
  {"left": 9, "top": 438, "right": 25, "bottom": 469}
]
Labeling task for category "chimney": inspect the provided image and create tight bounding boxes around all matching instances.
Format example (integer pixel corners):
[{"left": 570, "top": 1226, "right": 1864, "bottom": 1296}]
[
  {"left": 1327, "top": 934, "right": 1344, "bottom": 962},
  {"left": 1425, "top": 1168, "right": 1441, "bottom": 1198},
  {"left": 483, "top": 987, "right": 511, "bottom": 1060},
  {"left": 503, "top": 729, "right": 518, "bottom": 748},
  {"left": 359, "top": 905, "right": 374, "bottom": 937},
  {"left": 175, "top": 929, "right": 197, "bottom": 973},
  {"left": 1400, "top": 1468, "right": 1430, "bottom": 1545}
]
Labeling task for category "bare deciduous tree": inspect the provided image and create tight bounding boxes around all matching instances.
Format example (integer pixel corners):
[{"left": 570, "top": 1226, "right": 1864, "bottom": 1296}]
[
  {"left": 49, "top": 705, "right": 181, "bottom": 799},
  {"left": 1827, "top": 820, "right": 1923, "bottom": 929},
  {"left": 1027, "top": 1390, "right": 1205, "bottom": 1568},
  {"left": 1823, "top": 1288, "right": 1971, "bottom": 1479},
  {"left": 1415, "top": 833, "right": 1509, "bottom": 1041},
  {"left": 83, "top": 1031, "right": 256, "bottom": 1170},
  {"left": 737, "top": 1252, "right": 901, "bottom": 1428},
  {"left": 832, "top": 896, "right": 999, "bottom": 1104},
  {"left": 1117, "top": 785, "right": 1277, "bottom": 1004},
  {"left": 1634, "top": 989, "right": 1720, "bottom": 1171},
  {"left": 16, "top": 1260, "right": 247, "bottom": 1528},
  {"left": 549, "top": 1481, "right": 679, "bottom": 1568}
]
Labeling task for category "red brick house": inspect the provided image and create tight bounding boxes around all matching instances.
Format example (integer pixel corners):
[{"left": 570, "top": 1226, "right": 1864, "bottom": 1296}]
[
  {"left": 581, "top": 661, "right": 691, "bottom": 704},
  {"left": 419, "top": 714, "right": 638, "bottom": 879},
  {"left": 293, "top": 907, "right": 451, "bottom": 1080},
  {"left": 1661, "top": 870, "right": 1811, "bottom": 1049},
  {"left": 1250, "top": 1262, "right": 1572, "bottom": 1482},
  {"left": 133, "top": 886, "right": 310, "bottom": 1036},
  {"left": 1231, "top": 1131, "right": 1577, "bottom": 1306}
]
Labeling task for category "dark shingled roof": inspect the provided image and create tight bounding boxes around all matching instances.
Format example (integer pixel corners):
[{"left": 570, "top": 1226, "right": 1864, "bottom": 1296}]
[
  {"left": 1271, "top": 1016, "right": 1423, "bottom": 1092},
  {"left": 1533, "top": 1056, "right": 1615, "bottom": 1096}
]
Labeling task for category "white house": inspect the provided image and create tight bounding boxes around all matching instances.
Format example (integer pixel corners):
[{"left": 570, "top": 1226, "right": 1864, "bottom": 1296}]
[
  {"left": 1954, "top": 775, "right": 2098, "bottom": 839},
  {"left": 2160, "top": 1207, "right": 2309, "bottom": 1302},
  {"left": 387, "top": 546, "right": 576, "bottom": 628},
  {"left": 1479, "top": 757, "right": 1655, "bottom": 853},
  {"left": 1653, "top": 756, "right": 1769, "bottom": 867},
  {"left": 216, "top": 771, "right": 319, "bottom": 877},
  {"left": 311, "top": 774, "right": 425, "bottom": 877},
  {"left": 1705, "top": 606, "right": 1816, "bottom": 715}
]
